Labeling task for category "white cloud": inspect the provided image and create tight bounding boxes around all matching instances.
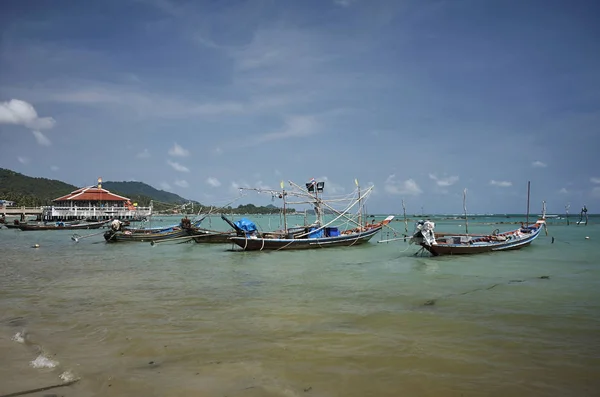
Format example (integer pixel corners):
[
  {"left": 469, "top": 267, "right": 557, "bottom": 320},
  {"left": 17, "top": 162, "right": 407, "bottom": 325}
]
[
  {"left": 532, "top": 160, "right": 547, "bottom": 168},
  {"left": 50, "top": 165, "right": 59, "bottom": 171},
  {"left": 174, "top": 179, "right": 189, "bottom": 188},
  {"left": 429, "top": 173, "right": 459, "bottom": 187},
  {"left": 167, "top": 160, "right": 190, "bottom": 172},
  {"left": 213, "top": 146, "right": 223, "bottom": 155},
  {"left": 32, "top": 130, "right": 51, "bottom": 146},
  {"left": 384, "top": 175, "right": 422, "bottom": 196},
  {"left": 256, "top": 115, "right": 318, "bottom": 144},
  {"left": 17, "top": 156, "right": 29, "bottom": 164},
  {"left": 206, "top": 177, "right": 221, "bottom": 187},
  {"left": 136, "top": 148, "right": 151, "bottom": 159},
  {"left": 559, "top": 188, "right": 568, "bottom": 194},
  {"left": 590, "top": 177, "right": 600, "bottom": 184},
  {"left": 159, "top": 182, "right": 172, "bottom": 190},
  {"left": 168, "top": 142, "right": 190, "bottom": 157},
  {"left": 0, "top": 99, "right": 56, "bottom": 129},
  {"left": 490, "top": 180, "right": 512, "bottom": 187},
  {"left": 592, "top": 187, "right": 600, "bottom": 198}
]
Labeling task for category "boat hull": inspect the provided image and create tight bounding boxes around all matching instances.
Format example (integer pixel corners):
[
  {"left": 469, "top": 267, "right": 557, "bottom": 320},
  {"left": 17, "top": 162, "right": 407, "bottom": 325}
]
[
  {"left": 104, "top": 228, "right": 192, "bottom": 242},
  {"left": 13, "top": 221, "right": 109, "bottom": 231},
  {"left": 229, "top": 226, "right": 382, "bottom": 251},
  {"left": 191, "top": 229, "right": 237, "bottom": 244},
  {"left": 418, "top": 223, "right": 543, "bottom": 256}
]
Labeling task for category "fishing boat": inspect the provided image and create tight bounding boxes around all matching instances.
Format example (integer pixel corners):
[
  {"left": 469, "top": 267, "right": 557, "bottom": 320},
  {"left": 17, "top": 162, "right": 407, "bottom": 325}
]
[
  {"left": 10, "top": 220, "right": 109, "bottom": 231},
  {"left": 226, "top": 178, "right": 394, "bottom": 251},
  {"left": 409, "top": 182, "right": 546, "bottom": 256},
  {"left": 103, "top": 217, "right": 200, "bottom": 242},
  {"left": 410, "top": 218, "right": 546, "bottom": 256},
  {"left": 190, "top": 228, "right": 237, "bottom": 244}
]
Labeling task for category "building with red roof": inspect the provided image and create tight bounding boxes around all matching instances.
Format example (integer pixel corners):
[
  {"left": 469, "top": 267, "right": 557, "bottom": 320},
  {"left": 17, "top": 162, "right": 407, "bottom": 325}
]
[{"left": 45, "top": 178, "right": 152, "bottom": 221}]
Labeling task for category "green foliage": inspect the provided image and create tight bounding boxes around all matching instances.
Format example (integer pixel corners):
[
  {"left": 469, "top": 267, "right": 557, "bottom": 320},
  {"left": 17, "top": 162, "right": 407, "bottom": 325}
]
[{"left": 0, "top": 168, "right": 77, "bottom": 206}]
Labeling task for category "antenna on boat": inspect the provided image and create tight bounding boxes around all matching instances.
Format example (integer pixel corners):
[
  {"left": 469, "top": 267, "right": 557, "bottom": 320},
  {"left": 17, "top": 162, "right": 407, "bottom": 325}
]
[
  {"left": 526, "top": 181, "right": 531, "bottom": 226},
  {"left": 463, "top": 188, "right": 469, "bottom": 234}
]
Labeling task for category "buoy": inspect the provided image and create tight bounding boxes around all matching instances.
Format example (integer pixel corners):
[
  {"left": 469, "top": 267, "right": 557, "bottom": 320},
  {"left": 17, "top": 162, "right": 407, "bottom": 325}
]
[
  {"left": 585, "top": 236, "right": 590, "bottom": 239},
  {"left": 32, "top": 244, "right": 40, "bottom": 248}
]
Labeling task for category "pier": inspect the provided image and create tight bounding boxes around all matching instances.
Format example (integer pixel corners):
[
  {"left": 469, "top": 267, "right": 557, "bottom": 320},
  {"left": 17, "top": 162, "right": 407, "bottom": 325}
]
[{"left": 1, "top": 205, "right": 152, "bottom": 221}]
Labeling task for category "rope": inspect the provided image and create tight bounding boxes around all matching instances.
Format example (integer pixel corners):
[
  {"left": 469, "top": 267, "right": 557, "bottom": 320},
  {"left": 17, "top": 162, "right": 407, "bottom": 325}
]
[
  {"left": 0, "top": 379, "right": 80, "bottom": 397},
  {"left": 71, "top": 229, "right": 106, "bottom": 242}
]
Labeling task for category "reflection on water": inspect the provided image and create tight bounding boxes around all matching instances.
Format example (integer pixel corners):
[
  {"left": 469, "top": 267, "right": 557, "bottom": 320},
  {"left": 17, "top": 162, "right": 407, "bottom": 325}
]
[{"left": 0, "top": 216, "right": 599, "bottom": 396}]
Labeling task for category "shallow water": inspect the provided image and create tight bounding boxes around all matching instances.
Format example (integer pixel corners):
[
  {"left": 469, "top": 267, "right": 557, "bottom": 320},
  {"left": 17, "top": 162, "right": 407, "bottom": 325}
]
[{"left": 1, "top": 215, "right": 599, "bottom": 396}]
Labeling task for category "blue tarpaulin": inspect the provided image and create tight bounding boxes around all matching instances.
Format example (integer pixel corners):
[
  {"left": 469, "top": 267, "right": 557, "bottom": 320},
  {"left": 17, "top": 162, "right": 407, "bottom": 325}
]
[{"left": 234, "top": 218, "right": 258, "bottom": 233}]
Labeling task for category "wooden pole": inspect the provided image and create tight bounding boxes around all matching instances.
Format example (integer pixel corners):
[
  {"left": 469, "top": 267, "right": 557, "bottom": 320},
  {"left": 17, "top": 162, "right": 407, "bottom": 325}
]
[
  {"left": 526, "top": 181, "right": 531, "bottom": 226},
  {"left": 463, "top": 188, "right": 469, "bottom": 234}
]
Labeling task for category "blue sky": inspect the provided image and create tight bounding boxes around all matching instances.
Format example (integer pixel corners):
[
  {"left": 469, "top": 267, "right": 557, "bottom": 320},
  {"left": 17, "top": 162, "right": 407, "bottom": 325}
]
[{"left": 1, "top": 0, "right": 599, "bottom": 214}]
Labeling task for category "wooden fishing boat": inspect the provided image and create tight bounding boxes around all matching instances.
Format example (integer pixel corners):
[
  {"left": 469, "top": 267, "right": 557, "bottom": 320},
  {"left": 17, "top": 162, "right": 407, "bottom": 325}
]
[
  {"left": 225, "top": 179, "right": 394, "bottom": 251},
  {"left": 410, "top": 183, "right": 547, "bottom": 256},
  {"left": 11, "top": 220, "right": 109, "bottom": 231},
  {"left": 190, "top": 228, "right": 237, "bottom": 244},
  {"left": 104, "top": 217, "right": 199, "bottom": 242},
  {"left": 410, "top": 218, "right": 546, "bottom": 256}
]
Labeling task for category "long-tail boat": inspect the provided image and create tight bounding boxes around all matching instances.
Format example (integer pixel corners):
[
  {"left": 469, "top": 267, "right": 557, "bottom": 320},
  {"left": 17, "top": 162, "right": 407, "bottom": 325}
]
[
  {"left": 409, "top": 182, "right": 547, "bottom": 256},
  {"left": 103, "top": 217, "right": 200, "bottom": 242}
]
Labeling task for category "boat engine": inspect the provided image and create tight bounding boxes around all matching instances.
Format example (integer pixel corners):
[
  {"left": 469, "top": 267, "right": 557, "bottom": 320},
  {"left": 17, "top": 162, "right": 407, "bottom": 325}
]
[
  {"left": 410, "top": 220, "right": 437, "bottom": 246},
  {"left": 110, "top": 219, "right": 123, "bottom": 232}
]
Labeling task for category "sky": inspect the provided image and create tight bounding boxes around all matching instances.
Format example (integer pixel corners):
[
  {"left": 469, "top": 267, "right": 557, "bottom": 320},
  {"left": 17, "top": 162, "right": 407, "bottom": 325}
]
[{"left": 0, "top": 0, "right": 599, "bottom": 215}]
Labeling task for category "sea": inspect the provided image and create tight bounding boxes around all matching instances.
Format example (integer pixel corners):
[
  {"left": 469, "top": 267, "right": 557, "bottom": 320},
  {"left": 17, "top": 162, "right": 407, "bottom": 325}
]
[{"left": 0, "top": 214, "right": 599, "bottom": 397}]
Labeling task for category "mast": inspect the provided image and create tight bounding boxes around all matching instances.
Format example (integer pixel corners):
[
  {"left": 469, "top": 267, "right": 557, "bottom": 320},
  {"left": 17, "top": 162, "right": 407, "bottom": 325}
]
[
  {"left": 402, "top": 199, "right": 407, "bottom": 233},
  {"left": 526, "top": 181, "right": 531, "bottom": 226},
  {"left": 280, "top": 181, "right": 287, "bottom": 233},
  {"left": 356, "top": 179, "right": 362, "bottom": 227},
  {"left": 463, "top": 188, "right": 469, "bottom": 234},
  {"left": 565, "top": 203, "right": 570, "bottom": 226}
]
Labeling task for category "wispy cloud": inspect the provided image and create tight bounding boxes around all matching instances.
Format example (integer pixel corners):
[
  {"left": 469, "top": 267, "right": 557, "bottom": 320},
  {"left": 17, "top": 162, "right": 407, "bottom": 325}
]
[
  {"left": 333, "top": 0, "right": 356, "bottom": 7},
  {"left": 168, "top": 142, "right": 190, "bottom": 157},
  {"left": 255, "top": 115, "right": 318, "bottom": 144},
  {"left": 167, "top": 160, "right": 190, "bottom": 172},
  {"left": 532, "top": 160, "right": 547, "bottom": 168},
  {"left": 429, "top": 173, "right": 459, "bottom": 187},
  {"left": 136, "top": 148, "right": 151, "bottom": 159},
  {"left": 592, "top": 187, "right": 600, "bottom": 198},
  {"left": 17, "top": 156, "right": 29, "bottom": 164},
  {"left": 558, "top": 187, "right": 568, "bottom": 194},
  {"left": 490, "top": 180, "right": 512, "bottom": 187},
  {"left": 590, "top": 177, "right": 600, "bottom": 184},
  {"left": 206, "top": 177, "right": 221, "bottom": 187},
  {"left": 0, "top": 99, "right": 56, "bottom": 130},
  {"left": 32, "top": 130, "right": 51, "bottom": 146},
  {"left": 174, "top": 179, "right": 189, "bottom": 188},
  {"left": 50, "top": 165, "right": 59, "bottom": 171},
  {"left": 384, "top": 175, "right": 422, "bottom": 196},
  {"left": 159, "top": 182, "right": 172, "bottom": 190}
]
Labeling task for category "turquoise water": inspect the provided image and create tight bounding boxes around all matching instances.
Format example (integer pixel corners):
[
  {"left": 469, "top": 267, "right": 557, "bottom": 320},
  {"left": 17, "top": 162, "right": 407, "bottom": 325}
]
[{"left": 1, "top": 215, "right": 599, "bottom": 396}]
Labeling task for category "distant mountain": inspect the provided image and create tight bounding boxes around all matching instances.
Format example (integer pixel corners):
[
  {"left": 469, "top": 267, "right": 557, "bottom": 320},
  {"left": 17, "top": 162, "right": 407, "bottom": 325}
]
[
  {"left": 102, "top": 181, "right": 195, "bottom": 205},
  {"left": 0, "top": 168, "right": 77, "bottom": 206},
  {"left": 0, "top": 169, "right": 196, "bottom": 208}
]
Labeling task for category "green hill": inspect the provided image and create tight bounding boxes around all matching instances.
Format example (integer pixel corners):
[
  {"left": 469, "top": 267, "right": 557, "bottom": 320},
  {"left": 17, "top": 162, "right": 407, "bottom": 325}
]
[
  {"left": 0, "top": 169, "right": 286, "bottom": 214},
  {"left": 102, "top": 181, "right": 195, "bottom": 206},
  {"left": 0, "top": 168, "right": 77, "bottom": 206}
]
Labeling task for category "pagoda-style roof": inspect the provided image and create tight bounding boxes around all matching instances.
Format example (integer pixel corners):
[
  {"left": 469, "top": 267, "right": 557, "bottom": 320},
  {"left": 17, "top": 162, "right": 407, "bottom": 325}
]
[{"left": 53, "top": 186, "right": 130, "bottom": 202}]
